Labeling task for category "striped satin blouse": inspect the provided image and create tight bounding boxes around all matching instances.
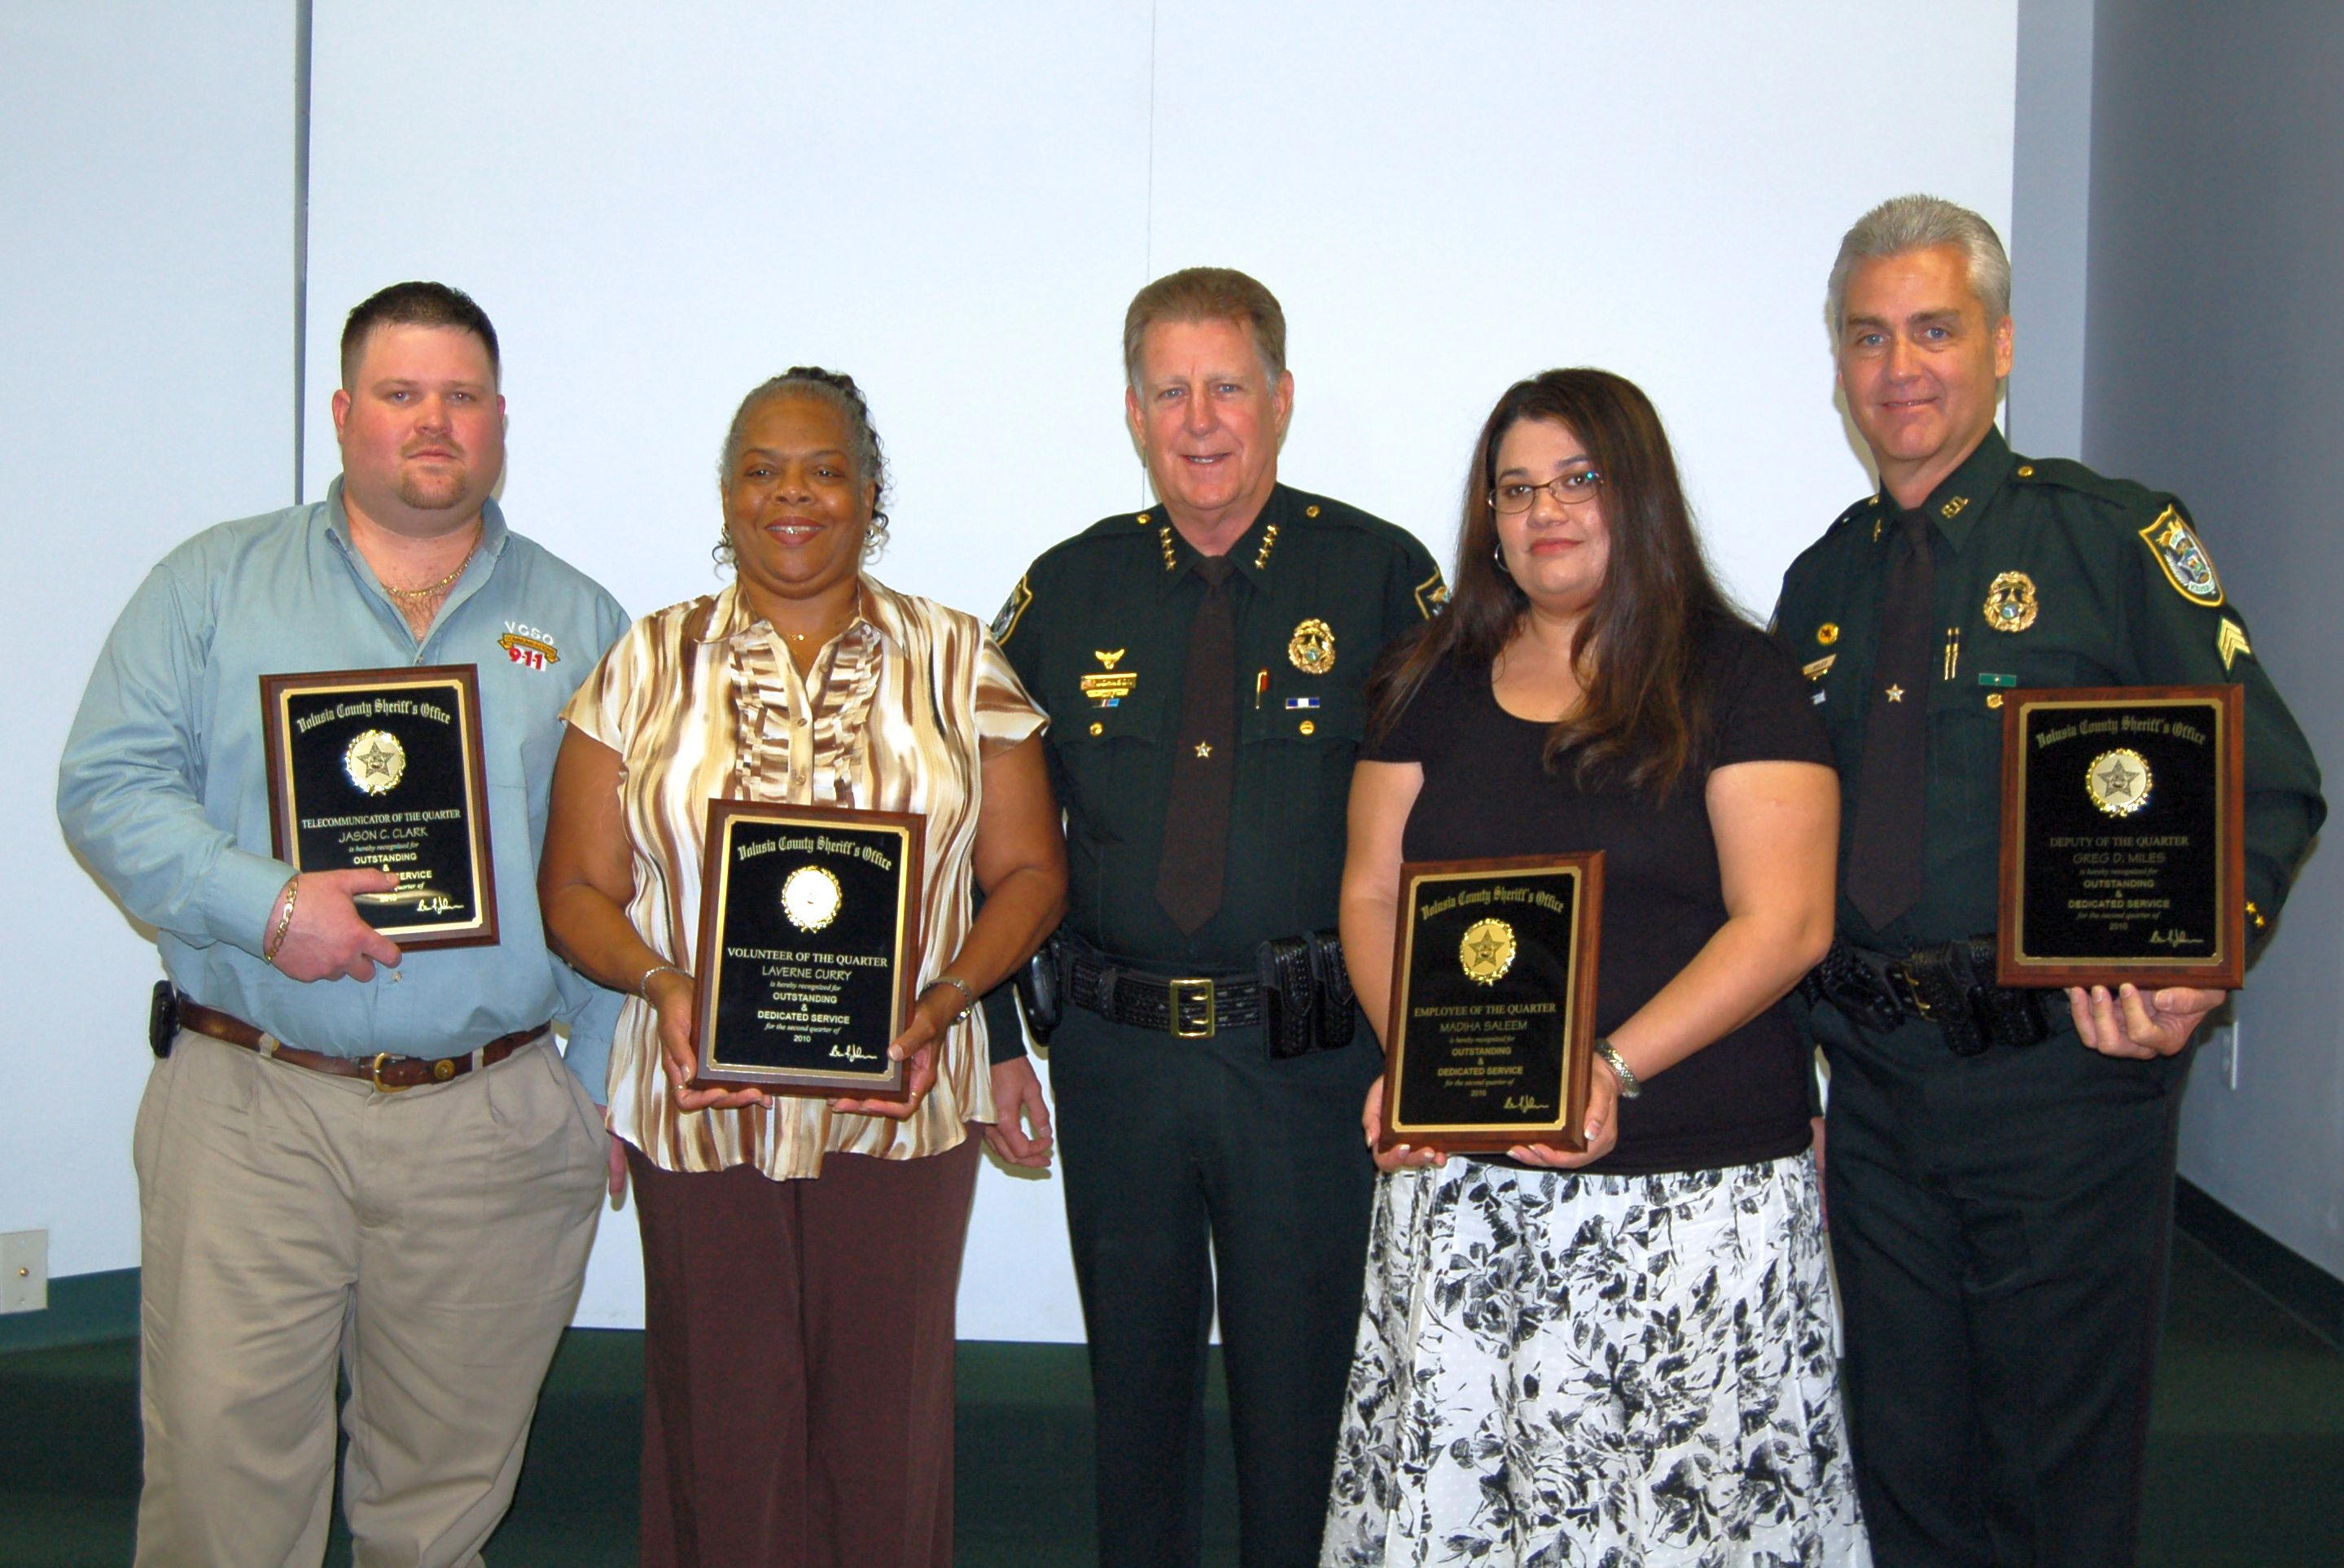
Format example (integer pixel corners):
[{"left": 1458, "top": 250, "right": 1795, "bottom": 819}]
[{"left": 563, "top": 577, "right": 1046, "bottom": 1179}]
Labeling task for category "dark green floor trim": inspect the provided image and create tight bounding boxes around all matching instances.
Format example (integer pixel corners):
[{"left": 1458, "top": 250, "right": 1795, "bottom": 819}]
[
  {"left": 0, "top": 1269, "right": 138, "bottom": 1355},
  {"left": 2175, "top": 1178, "right": 2343, "bottom": 1348}
]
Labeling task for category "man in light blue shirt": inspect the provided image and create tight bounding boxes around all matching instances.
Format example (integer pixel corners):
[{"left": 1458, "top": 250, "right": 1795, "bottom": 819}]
[{"left": 59, "top": 282, "right": 628, "bottom": 1566}]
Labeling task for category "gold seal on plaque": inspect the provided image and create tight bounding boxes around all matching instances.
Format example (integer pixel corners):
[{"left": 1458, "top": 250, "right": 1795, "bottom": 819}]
[
  {"left": 1287, "top": 618, "right": 1336, "bottom": 675},
  {"left": 1459, "top": 918, "right": 1516, "bottom": 986},
  {"left": 2087, "top": 749, "right": 2153, "bottom": 817},
  {"left": 344, "top": 730, "right": 406, "bottom": 795},
  {"left": 1983, "top": 571, "right": 2039, "bottom": 633},
  {"left": 780, "top": 865, "right": 843, "bottom": 931}
]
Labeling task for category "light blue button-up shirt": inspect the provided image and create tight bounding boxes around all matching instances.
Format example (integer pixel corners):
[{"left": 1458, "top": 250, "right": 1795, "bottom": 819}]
[{"left": 58, "top": 480, "right": 630, "bottom": 1096}]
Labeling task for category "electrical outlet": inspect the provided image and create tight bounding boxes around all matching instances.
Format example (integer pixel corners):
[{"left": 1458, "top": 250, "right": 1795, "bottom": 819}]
[
  {"left": 0, "top": 1229, "right": 46, "bottom": 1314},
  {"left": 2208, "top": 1021, "right": 2241, "bottom": 1091}
]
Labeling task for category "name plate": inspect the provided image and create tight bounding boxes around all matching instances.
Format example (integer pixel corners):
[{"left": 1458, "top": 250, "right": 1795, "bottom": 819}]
[
  {"left": 1997, "top": 685, "right": 2244, "bottom": 989},
  {"left": 260, "top": 665, "right": 497, "bottom": 949},
  {"left": 690, "top": 801, "right": 925, "bottom": 1097},
  {"left": 1379, "top": 853, "right": 1601, "bottom": 1154}
]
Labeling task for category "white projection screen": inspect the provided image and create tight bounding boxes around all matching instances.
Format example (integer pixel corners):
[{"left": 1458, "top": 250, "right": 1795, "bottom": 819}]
[{"left": 304, "top": 0, "right": 2017, "bottom": 1337}]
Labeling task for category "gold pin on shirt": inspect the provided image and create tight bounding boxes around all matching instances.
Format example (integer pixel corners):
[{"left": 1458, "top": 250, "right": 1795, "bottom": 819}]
[{"left": 1288, "top": 618, "right": 1335, "bottom": 675}]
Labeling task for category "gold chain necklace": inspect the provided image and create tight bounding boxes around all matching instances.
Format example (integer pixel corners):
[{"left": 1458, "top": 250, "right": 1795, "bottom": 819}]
[{"left": 383, "top": 537, "right": 481, "bottom": 601}]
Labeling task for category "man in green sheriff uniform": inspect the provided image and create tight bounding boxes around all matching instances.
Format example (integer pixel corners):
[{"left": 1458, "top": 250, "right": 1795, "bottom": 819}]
[
  {"left": 981, "top": 267, "right": 1444, "bottom": 1567},
  {"left": 1774, "top": 195, "right": 2324, "bottom": 1566}
]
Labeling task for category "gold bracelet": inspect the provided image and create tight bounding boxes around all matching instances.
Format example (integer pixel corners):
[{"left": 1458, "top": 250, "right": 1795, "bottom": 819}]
[{"left": 261, "top": 875, "right": 300, "bottom": 964}]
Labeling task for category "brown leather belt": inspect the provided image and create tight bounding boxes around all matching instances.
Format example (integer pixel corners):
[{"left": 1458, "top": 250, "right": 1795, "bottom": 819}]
[{"left": 176, "top": 997, "right": 546, "bottom": 1092}]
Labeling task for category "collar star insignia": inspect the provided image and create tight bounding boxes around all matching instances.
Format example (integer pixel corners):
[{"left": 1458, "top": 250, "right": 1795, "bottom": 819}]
[
  {"left": 1194, "top": 741, "right": 1212, "bottom": 759},
  {"left": 1886, "top": 685, "right": 1906, "bottom": 702}
]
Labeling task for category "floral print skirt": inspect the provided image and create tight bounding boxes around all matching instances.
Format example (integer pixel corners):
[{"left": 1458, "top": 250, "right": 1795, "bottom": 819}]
[{"left": 1321, "top": 1153, "right": 1869, "bottom": 1567}]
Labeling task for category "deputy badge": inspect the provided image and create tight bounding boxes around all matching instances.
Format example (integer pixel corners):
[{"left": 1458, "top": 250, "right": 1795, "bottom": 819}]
[
  {"left": 1288, "top": 618, "right": 1336, "bottom": 675},
  {"left": 1459, "top": 918, "right": 1516, "bottom": 986},
  {"left": 2140, "top": 506, "right": 2224, "bottom": 607},
  {"left": 2086, "top": 749, "right": 2153, "bottom": 817},
  {"left": 780, "top": 865, "right": 843, "bottom": 932},
  {"left": 1983, "top": 571, "right": 2039, "bottom": 633},
  {"left": 2218, "top": 618, "right": 2252, "bottom": 670},
  {"left": 989, "top": 575, "right": 1033, "bottom": 643},
  {"left": 344, "top": 730, "right": 406, "bottom": 795},
  {"left": 1414, "top": 567, "right": 1450, "bottom": 620}
]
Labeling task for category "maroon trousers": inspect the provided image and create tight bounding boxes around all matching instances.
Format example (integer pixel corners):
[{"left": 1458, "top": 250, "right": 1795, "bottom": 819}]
[{"left": 627, "top": 1134, "right": 982, "bottom": 1568}]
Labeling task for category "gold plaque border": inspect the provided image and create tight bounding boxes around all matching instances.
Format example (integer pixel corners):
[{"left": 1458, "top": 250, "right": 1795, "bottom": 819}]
[
  {"left": 1998, "top": 686, "right": 2244, "bottom": 988},
  {"left": 1383, "top": 854, "right": 1602, "bottom": 1151},
  {"left": 260, "top": 664, "right": 497, "bottom": 950},
  {"left": 692, "top": 800, "right": 925, "bottom": 1095}
]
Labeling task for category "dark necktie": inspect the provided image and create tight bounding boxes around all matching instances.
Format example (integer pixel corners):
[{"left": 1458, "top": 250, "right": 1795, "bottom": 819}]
[
  {"left": 1845, "top": 510, "right": 1934, "bottom": 932},
  {"left": 1154, "top": 555, "right": 1237, "bottom": 935}
]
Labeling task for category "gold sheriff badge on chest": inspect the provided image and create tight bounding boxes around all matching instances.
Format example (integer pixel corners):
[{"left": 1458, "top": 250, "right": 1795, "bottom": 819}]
[{"left": 1983, "top": 571, "right": 2039, "bottom": 633}]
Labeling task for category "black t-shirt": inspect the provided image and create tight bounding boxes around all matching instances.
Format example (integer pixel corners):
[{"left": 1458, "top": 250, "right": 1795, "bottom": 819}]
[{"left": 1369, "top": 613, "right": 1834, "bottom": 1176}]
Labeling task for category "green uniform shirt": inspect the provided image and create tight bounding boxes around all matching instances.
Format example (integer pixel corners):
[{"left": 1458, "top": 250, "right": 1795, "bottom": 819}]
[
  {"left": 993, "top": 482, "right": 1445, "bottom": 972},
  {"left": 1772, "top": 427, "right": 2324, "bottom": 958}
]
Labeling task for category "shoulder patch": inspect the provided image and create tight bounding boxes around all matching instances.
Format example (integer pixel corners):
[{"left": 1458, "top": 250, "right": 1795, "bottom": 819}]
[
  {"left": 2139, "top": 506, "right": 2224, "bottom": 607},
  {"left": 1413, "top": 567, "right": 1449, "bottom": 620},
  {"left": 990, "top": 574, "right": 1033, "bottom": 643}
]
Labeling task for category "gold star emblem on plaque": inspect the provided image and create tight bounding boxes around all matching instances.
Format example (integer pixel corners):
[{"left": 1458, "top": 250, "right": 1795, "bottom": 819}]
[
  {"left": 1194, "top": 742, "right": 1212, "bottom": 759},
  {"left": 1459, "top": 918, "right": 1516, "bottom": 986},
  {"left": 780, "top": 865, "right": 843, "bottom": 931},
  {"left": 1287, "top": 618, "right": 1336, "bottom": 675},
  {"left": 1983, "top": 571, "right": 2039, "bottom": 633},
  {"left": 343, "top": 729, "right": 406, "bottom": 795},
  {"left": 2087, "top": 749, "right": 2153, "bottom": 817}
]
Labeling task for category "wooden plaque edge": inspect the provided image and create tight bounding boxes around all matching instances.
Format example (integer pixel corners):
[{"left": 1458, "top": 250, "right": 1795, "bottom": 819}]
[
  {"left": 257, "top": 664, "right": 500, "bottom": 953},
  {"left": 1995, "top": 684, "right": 2245, "bottom": 991},
  {"left": 689, "top": 799, "right": 927, "bottom": 1098},
  {"left": 1378, "top": 852, "right": 1603, "bottom": 1155}
]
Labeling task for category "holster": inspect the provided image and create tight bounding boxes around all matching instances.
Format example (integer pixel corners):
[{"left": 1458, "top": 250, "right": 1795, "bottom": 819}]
[
  {"left": 1798, "top": 935, "right": 2061, "bottom": 1058},
  {"left": 148, "top": 979, "right": 178, "bottom": 1059},
  {"left": 1013, "top": 928, "right": 1071, "bottom": 1044}
]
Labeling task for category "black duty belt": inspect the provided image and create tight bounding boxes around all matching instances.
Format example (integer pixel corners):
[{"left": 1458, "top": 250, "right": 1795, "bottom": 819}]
[
  {"left": 1049, "top": 929, "right": 1356, "bottom": 1058},
  {"left": 1799, "top": 936, "right": 2067, "bottom": 1057}
]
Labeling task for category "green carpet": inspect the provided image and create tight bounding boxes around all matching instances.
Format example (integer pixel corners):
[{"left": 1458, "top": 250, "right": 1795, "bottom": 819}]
[{"left": 0, "top": 1233, "right": 2333, "bottom": 1565}]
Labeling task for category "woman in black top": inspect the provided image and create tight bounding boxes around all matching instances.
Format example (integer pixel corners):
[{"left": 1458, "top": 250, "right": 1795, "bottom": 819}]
[{"left": 1321, "top": 370, "right": 1869, "bottom": 1566}]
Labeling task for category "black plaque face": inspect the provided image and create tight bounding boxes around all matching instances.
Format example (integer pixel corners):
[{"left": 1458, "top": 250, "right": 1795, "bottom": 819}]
[
  {"left": 1381, "top": 854, "right": 1601, "bottom": 1154},
  {"left": 1998, "top": 686, "right": 2244, "bottom": 989},
  {"left": 261, "top": 666, "right": 497, "bottom": 949},
  {"left": 691, "top": 801, "right": 924, "bottom": 1096}
]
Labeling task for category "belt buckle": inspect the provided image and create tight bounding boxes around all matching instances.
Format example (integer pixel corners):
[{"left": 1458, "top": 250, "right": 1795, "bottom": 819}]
[
  {"left": 1169, "top": 977, "right": 1216, "bottom": 1039},
  {"left": 368, "top": 1052, "right": 414, "bottom": 1093}
]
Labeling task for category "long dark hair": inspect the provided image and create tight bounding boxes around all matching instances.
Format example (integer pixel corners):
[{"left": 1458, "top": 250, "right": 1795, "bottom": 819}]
[{"left": 1368, "top": 368, "right": 1740, "bottom": 800}]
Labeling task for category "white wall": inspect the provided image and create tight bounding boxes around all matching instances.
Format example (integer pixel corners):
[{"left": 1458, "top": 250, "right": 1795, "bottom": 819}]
[
  {"left": 16, "top": 2, "right": 2024, "bottom": 1338},
  {"left": 1, "top": 5, "right": 297, "bottom": 1278},
  {"left": 303, "top": 0, "right": 2019, "bottom": 1338}
]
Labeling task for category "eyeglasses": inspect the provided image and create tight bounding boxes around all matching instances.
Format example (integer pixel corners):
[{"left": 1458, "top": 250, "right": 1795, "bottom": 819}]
[{"left": 1490, "top": 467, "right": 1603, "bottom": 513}]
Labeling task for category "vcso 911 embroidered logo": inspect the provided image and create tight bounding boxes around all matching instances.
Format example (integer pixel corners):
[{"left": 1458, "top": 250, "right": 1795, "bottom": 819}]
[{"left": 499, "top": 624, "right": 560, "bottom": 672}]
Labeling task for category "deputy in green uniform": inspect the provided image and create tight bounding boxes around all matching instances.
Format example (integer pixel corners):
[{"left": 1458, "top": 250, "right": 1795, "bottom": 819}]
[
  {"left": 1773, "top": 195, "right": 2324, "bottom": 1566},
  {"left": 982, "top": 267, "right": 1444, "bottom": 1567}
]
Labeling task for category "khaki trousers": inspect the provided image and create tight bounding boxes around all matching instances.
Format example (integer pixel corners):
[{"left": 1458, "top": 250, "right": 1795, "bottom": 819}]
[{"left": 132, "top": 1030, "right": 606, "bottom": 1567}]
